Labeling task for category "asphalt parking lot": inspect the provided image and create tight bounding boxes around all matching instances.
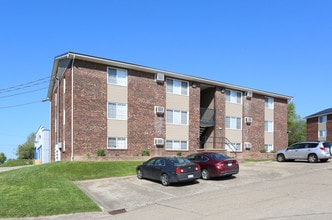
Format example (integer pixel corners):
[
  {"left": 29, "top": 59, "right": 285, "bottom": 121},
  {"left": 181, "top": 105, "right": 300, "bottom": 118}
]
[{"left": 2, "top": 161, "right": 332, "bottom": 220}]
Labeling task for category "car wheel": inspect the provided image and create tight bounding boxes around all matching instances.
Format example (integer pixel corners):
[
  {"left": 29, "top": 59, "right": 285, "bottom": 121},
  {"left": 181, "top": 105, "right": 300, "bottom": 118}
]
[
  {"left": 201, "top": 169, "right": 210, "bottom": 180},
  {"left": 137, "top": 169, "right": 143, "bottom": 179},
  {"left": 308, "top": 154, "right": 318, "bottom": 163},
  {"left": 161, "top": 173, "right": 170, "bottom": 186},
  {"left": 276, "top": 154, "right": 285, "bottom": 162}
]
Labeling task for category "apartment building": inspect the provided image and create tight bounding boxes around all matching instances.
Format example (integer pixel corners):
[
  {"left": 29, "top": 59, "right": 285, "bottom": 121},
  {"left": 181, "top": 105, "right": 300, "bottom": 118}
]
[
  {"left": 34, "top": 125, "right": 50, "bottom": 164},
  {"left": 306, "top": 108, "right": 332, "bottom": 142},
  {"left": 47, "top": 52, "right": 292, "bottom": 161}
]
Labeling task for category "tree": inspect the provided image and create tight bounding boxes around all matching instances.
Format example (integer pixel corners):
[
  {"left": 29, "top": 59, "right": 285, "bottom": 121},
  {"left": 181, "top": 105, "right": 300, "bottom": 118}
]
[
  {"left": 16, "top": 132, "right": 35, "bottom": 159},
  {"left": 0, "top": 152, "right": 7, "bottom": 164},
  {"left": 288, "top": 102, "right": 306, "bottom": 145}
]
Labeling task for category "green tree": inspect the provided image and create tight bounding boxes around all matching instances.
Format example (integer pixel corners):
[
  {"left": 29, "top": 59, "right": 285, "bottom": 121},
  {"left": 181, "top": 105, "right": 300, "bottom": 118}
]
[
  {"left": 0, "top": 152, "right": 7, "bottom": 164},
  {"left": 288, "top": 102, "right": 306, "bottom": 145},
  {"left": 16, "top": 132, "right": 35, "bottom": 159}
]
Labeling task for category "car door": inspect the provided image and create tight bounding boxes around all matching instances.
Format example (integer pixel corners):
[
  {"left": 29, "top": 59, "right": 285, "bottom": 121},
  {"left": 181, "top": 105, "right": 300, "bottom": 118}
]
[
  {"left": 296, "top": 143, "right": 310, "bottom": 159},
  {"left": 149, "top": 158, "right": 165, "bottom": 180},
  {"left": 285, "top": 143, "right": 301, "bottom": 159},
  {"left": 143, "top": 158, "right": 157, "bottom": 179}
]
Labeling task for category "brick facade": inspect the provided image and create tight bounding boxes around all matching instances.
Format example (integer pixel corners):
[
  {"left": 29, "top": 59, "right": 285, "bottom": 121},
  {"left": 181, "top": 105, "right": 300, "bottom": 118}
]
[{"left": 48, "top": 52, "right": 291, "bottom": 161}]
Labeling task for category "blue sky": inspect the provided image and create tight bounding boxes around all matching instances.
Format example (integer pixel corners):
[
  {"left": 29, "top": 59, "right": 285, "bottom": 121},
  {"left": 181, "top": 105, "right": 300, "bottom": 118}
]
[{"left": 1, "top": 0, "right": 331, "bottom": 159}]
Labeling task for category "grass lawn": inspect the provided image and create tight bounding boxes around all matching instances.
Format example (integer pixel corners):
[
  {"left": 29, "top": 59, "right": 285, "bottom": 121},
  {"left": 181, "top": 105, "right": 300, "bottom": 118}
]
[{"left": 0, "top": 161, "right": 142, "bottom": 218}]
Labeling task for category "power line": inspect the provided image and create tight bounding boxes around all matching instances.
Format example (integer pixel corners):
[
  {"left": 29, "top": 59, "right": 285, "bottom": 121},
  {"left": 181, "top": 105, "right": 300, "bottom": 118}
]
[
  {"left": 0, "top": 87, "right": 48, "bottom": 99},
  {"left": 0, "top": 77, "right": 50, "bottom": 94},
  {"left": 0, "top": 100, "right": 45, "bottom": 110}
]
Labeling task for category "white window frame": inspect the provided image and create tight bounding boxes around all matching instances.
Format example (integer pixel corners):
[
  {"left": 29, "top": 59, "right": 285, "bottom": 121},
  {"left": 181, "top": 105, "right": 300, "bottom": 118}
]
[
  {"left": 226, "top": 90, "right": 242, "bottom": 104},
  {"left": 265, "top": 97, "right": 274, "bottom": 109},
  {"left": 225, "top": 143, "right": 242, "bottom": 152},
  {"left": 265, "top": 121, "right": 274, "bottom": 132},
  {"left": 264, "top": 144, "right": 274, "bottom": 152},
  {"left": 165, "top": 140, "right": 188, "bottom": 151},
  {"left": 318, "top": 116, "right": 327, "bottom": 123},
  {"left": 225, "top": 116, "right": 242, "bottom": 130},
  {"left": 319, "top": 130, "right": 327, "bottom": 138},
  {"left": 166, "top": 78, "right": 189, "bottom": 95},
  {"left": 166, "top": 109, "right": 188, "bottom": 125},
  {"left": 108, "top": 102, "right": 127, "bottom": 120},
  {"left": 107, "top": 137, "right": 127, "bottom": 149},
  {"left": 107, "top": 67, "right": 127, "bottom": 86}
]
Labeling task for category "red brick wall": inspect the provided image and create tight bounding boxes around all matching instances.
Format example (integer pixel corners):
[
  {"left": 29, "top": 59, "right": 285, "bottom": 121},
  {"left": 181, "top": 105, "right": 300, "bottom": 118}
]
[
  {"left": 188, "top": 82, "right": 201, "bottom": 153},
  {"left": 306, "top": 117, "right": 318, "bottom": 141},
  {"left": 70, "top": 60, "right": 107, "bottom": 158},
  {"left": 327, "top": 114, "right": 332, "bottom": 143},
  {"left": 243, "top": 93, "right": 265, "bottom": 152},
  {"left": 127, "top": 69, "right": 165, "bottom": 157},
  {"left": 274, "top": 97, "right": 288, "bottom": 150}
]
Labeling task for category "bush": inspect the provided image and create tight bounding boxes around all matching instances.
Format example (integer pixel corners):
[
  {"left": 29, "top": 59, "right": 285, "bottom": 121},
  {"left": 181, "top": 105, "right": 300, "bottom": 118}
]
[
  {"left": 141, "top": 150, "right": 150, "bottom": 156},
  {"left": 259, "top": 148, "right": 267, "bottom": 153},
  {"left": 96, "top": 149, "right": 106, "bottom": 156},
  {"left": 176, "top": 152, "right": 182, "bottom": 156}
]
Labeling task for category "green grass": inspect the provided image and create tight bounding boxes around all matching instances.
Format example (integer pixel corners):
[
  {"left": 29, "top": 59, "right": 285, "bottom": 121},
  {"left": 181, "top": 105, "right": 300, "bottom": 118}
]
[
  {"left": 0, "top": 161, "right": 142, "bottom": 218},
  {"left": 0, "top": 159, "right": 33, "bottom": 167},
  {"left": 243, "top": 158, "right": 275, "bottom": 162}
]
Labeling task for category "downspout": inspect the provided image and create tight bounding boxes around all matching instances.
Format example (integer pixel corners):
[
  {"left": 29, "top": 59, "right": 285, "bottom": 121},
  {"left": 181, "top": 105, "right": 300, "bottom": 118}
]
[{"left": 71, "top": 55, "right": 75, "bottom": 161}]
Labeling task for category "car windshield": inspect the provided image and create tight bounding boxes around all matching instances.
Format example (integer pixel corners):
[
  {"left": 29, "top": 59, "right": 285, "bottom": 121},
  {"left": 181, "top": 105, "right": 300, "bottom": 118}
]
[
  {"left": 208, "top": 153, "right": 229, "bottom": 161},
  {"left": 168, "top": 157, "right": 191, "bottom": 165}
]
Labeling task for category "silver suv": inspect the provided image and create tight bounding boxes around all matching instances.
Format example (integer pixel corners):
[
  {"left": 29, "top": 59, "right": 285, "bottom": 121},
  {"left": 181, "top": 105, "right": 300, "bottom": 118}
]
[{"left": 276, "top": 141, "right": 332, "bottom": 163}]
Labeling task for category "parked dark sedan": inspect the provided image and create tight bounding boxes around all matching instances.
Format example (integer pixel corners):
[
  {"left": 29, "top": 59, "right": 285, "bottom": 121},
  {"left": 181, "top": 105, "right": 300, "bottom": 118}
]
[
  {"left": 186, "top": 152, "right": 239, "bottom": 180},
  {"left": 136, "top": 156, "right": 201, "bottom": 186}
]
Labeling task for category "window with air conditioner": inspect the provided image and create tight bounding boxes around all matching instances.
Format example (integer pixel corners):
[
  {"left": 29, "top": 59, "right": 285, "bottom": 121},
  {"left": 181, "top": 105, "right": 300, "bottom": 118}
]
[
  {"left": 155, "top": 106, "right": 164, "bottom": 114},
  {"left": 154, "top": 138, "right": 164, "bottom": 146}
]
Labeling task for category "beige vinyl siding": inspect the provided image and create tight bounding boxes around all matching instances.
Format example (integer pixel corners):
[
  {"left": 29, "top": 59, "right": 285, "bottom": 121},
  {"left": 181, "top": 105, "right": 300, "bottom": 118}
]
[
  {"left": 166, "top": 92, "right": 189, "bottom": 144},
  {"left": 264, "top": 108, "right": 274, "bottom": 145},
  {"left": 225, "top": 102, "right": 243, "bottom": 146},
  {"left": 107, "top": 83, "right": 128, "bottom": 138}
]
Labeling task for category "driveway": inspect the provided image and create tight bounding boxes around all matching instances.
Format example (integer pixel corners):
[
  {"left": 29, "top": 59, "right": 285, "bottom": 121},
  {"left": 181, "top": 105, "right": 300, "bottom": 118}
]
[{"left": 2, "top": 161, "right": 332, "bottom": 220}]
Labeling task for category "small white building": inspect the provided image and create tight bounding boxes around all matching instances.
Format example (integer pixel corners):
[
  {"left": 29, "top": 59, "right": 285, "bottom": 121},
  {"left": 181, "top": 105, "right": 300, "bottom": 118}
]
[{"left": 34, "top": 126, "right": 50, "bottom": 164}]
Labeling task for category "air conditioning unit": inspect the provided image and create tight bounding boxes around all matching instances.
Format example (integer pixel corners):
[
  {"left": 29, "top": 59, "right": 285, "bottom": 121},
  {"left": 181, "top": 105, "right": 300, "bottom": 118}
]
[
  {"left": 155, "top": 73, "right": 165, "bottom": 83},
  {"left": 246, "top": 91, "right": 253, "bottom": 98},
  {"left": 154, "top": 138, "right": 164, "bottom": 146},
  {"left": 244, "top": 142, "right": 252, "bottom": 150},
  {"left": 245, "top": 117, "right": 253, "bottom": 124},
  {"left": 155, "top": 106, "right": 164, "bottom": 114}
]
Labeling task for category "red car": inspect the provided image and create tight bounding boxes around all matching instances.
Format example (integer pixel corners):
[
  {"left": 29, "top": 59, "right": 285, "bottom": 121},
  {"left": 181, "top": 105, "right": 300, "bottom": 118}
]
[{"left": 186, "top": 152, "right": 239, "bottom": 180}]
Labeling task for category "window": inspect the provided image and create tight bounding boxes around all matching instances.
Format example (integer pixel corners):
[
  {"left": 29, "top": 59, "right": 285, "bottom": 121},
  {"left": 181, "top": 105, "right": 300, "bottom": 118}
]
[
  {"left": 226, "top": 90, "right": 242, "bottom": 104},
  {"left": 319, "top": 130, "right": 327, "bottom": 138},
  {"left": 226, "top": 116, "right": 242, "bottom": 129},
  {"left": 107, "top": 137, "right": 127, "bottom": 149},
  {"left": 319, "top": 116, "right": 327, "bottom": 123},
  {"left": 166, "top": 140, "right": 188, "bottom": 150},
  {"left": 166, "top": 79, "right": 188, "bottom": 95},
  {"left": 107, "top": 67, "right": 127, "bottom": 86},
  {"left": 225, "top": 143, "right": 242, "bottom": 152},
  {"left": 265, "top": 121, "right": 274, "bottom": 132},
  {"left": 166, "top": 109, "right": 188, "bottom": 125},
  {"left": 265, "top": 97, "right": 274, "bottom": 109},
  {"left": 108, "top": 102, "right": 127, "bottom": 120},
  {"left": 264, "top": 144, "right": 274, "bottom": 152}
]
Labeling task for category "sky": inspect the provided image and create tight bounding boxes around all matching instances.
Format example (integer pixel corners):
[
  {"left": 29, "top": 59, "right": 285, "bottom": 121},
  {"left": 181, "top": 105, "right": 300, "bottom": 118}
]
[{"left": 0, "top": 0, "right": 331, "bottom": 159}]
